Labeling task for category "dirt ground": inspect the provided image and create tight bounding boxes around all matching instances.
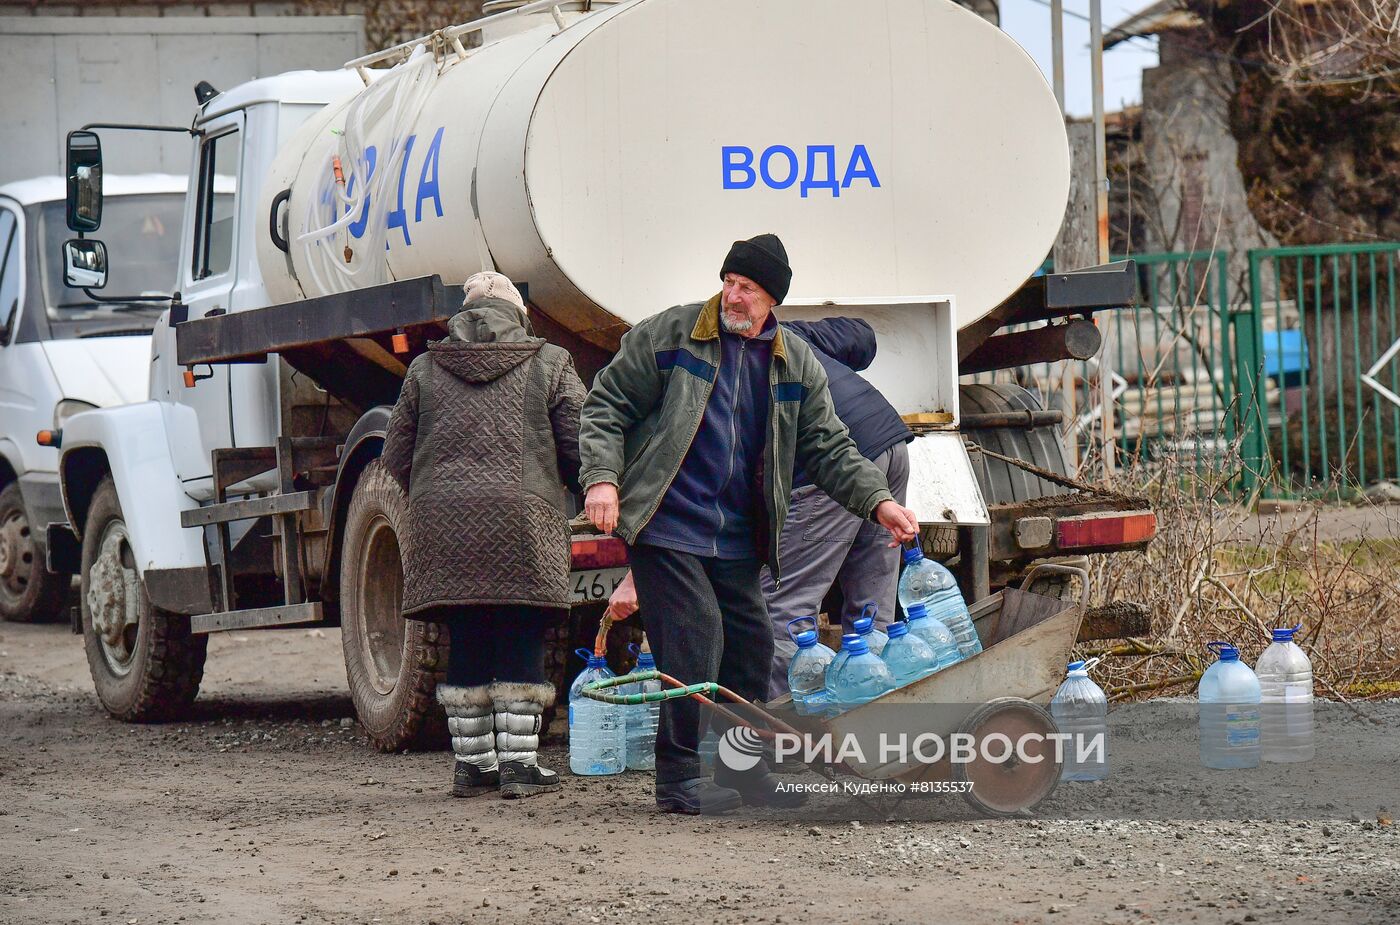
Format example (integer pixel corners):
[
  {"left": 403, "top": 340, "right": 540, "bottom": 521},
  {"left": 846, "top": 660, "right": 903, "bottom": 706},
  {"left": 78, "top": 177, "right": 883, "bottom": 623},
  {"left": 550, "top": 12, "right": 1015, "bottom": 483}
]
[{"left": 2, "top": 623, "right": 1397, "bottom": 925}]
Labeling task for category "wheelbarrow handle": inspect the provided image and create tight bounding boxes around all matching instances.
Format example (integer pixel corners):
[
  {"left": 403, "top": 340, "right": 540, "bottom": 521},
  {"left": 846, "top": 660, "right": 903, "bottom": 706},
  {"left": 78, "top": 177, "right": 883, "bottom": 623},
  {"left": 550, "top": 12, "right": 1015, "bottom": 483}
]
[{"left": 1019, "top": 563, "right": 1091, "bottom": 611}]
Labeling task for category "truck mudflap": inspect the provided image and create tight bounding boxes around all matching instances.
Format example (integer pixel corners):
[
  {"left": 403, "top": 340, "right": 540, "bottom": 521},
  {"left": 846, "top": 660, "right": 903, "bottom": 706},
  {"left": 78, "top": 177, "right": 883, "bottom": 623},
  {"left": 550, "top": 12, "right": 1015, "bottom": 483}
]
[{"left": 988, "top": 491, "right": 1156, "bottom": 562}]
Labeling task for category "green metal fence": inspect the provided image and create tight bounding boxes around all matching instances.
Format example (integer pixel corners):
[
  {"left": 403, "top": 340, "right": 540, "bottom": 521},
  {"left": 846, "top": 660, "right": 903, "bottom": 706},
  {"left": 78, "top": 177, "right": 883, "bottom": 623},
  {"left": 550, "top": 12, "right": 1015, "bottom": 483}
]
[
  {"left": 964, "top": 244, "right": 1400, "bottom": 499},
  {"left": 1242, "top": 243, "right": 1400, "bottom": 497}
]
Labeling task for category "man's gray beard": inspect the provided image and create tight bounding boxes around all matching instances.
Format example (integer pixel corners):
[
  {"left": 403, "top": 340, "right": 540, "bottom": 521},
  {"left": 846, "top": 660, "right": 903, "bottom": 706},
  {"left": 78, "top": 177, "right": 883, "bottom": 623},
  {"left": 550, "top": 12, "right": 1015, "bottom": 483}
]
[{"left": 720, "top": 310, "right": 754, "bottom": 334}]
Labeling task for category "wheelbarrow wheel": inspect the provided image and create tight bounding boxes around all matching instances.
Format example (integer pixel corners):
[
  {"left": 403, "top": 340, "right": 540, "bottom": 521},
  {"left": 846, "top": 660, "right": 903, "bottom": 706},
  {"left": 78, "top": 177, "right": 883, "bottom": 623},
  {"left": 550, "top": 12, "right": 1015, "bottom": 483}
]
[{"left": 952, "top": 697, "right": 1061, "bottom": 818}]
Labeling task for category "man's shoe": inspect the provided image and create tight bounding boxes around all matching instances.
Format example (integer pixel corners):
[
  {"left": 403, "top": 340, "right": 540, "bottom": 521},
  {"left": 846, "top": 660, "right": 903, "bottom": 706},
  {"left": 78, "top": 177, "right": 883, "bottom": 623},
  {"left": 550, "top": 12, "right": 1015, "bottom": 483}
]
[
  {"left": 453, "top": 759, "right": 500, "bottom": 798},
  {"left": 723, "top": 771, "right": 809, "bottom": 809},
  {"left": 498, "top": 760, "right": 562, "bottom": 799},
  {"left": 655, "top": 777, "right": 743, "bottom": 815}
]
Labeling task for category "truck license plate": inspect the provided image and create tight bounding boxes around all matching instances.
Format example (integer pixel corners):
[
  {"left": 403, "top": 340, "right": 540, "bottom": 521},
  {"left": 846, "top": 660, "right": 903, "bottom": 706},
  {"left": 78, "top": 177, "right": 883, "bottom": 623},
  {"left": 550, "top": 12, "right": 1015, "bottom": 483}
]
[{"left": 570, "top": 568, "right": 627, "bottom": 603}]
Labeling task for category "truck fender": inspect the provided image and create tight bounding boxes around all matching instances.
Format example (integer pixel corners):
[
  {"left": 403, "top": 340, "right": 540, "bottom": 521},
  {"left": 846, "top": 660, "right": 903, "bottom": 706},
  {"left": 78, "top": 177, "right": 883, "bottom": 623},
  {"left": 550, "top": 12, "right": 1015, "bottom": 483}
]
[
  {"left": 319, "top": 404, "right": 393, "bottom": 607},
  {"left": 58, "top": 401, "right": 207, "bottom": 579}
]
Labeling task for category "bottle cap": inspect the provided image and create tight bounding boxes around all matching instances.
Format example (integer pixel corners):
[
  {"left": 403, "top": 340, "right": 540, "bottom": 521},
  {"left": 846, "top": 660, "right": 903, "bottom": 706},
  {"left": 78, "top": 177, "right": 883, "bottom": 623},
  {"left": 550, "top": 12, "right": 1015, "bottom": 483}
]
[
  {"left": 842, "top": 636, "right": 870, "bottom": 655},
  {"left": 794, "top": 629, "right": 819, "bottom": 649},
  {"left": 886, "top": 621, "right": 910, "bottom": 639},
  {"left": 907, "top": 602, "right": 928, "bottom": 620},
  {"left": 1270, "top": 623, "right": 1302, "bottom": 642},
  {"left": 903, "top": 546, "right": 924, "bottom": 564},
  {"left": 1207, "top": 641, "right": 1240, "bottom": 662},
  {"left": 853, "top": 616, "right": 874, "bottom": 635}
]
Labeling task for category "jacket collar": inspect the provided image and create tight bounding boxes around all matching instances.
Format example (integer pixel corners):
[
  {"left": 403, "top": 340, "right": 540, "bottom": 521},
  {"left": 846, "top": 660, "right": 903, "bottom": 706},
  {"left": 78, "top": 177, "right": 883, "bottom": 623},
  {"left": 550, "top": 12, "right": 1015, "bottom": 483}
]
[{"left": 691, "top": 294, "right": 788, "bottom": 363}]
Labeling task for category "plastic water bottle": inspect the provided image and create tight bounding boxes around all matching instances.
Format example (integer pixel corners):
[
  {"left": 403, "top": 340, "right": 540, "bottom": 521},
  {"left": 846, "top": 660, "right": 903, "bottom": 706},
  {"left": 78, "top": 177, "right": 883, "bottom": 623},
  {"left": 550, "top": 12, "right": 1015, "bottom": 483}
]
[
  {"left": 568, "top": 648, "right": 625, "bottom": 776},
  {"left": 1198, "top": 642, "right": 1261, "bottom": 770},
  {"left": 906, "top": 602, "right": 963, "bottom": 671},
  {"left": 1255, "top": 624, "right": 1314, "bottom": 763},
  {"left": 785, "top": 617, "right": 837, "bottom": 715},
  {"left": 698, "top": 723, "right": 719, "bottom": 772},
  {"left": 879, "top": 620, "right": 939, "bottom": 687},
  {"left": 898, "top": 547, "right": 981, "bottom": 658},
  {"left": 1050, "top": 657, "right": 1109, "bottom": 781},
  {"left": 623, "top": 644, "right": 662, "bottom": 771},
  {"left": 852, "top": 612, "right": 888, "bottom": 657},
  {"left": 827, "top": 636, "right": 895, "bottom": 712},
  {"left": 824, "top": 632, "right": 861, "bottom": 695}
]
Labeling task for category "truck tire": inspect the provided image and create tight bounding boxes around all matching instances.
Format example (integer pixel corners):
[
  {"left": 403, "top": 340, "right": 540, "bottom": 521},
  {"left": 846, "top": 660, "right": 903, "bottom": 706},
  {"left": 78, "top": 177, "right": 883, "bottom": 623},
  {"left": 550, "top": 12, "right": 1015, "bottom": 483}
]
[
  {"left": 80, "top": 477, "right": 207, "bottom": 721},
  {"left": 340, "top": 460, "right": 448, "bottom": 752},
  {"left": 959, "top": 383, "right": 1078, "bottom": 600},
  {"left": 0, "top": 482, "right": 69, "bottom": 623}
]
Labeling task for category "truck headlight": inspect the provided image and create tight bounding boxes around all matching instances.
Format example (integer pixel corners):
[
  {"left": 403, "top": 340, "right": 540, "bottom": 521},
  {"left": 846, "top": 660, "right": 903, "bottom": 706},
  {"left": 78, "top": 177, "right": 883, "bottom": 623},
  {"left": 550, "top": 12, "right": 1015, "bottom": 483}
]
[{"left": 53, "top": 399, "right": 97, "bottom": 429}]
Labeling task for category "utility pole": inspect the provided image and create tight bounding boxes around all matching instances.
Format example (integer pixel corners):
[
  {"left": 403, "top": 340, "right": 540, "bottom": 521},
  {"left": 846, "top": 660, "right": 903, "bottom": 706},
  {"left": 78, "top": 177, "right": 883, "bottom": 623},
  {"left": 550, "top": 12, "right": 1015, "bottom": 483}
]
[{"left": 1089, "top": 0, "right": 1116, "bottom": 474}]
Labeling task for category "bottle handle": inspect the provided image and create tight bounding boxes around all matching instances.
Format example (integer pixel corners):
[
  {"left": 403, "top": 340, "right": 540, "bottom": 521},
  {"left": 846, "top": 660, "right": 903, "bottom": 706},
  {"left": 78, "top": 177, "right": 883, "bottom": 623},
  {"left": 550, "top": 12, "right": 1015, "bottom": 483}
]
[
  {"left": 575, "top": 647, "right": 594, "bottom": 662},
  {"left": 786, "top": 615, "right": 818, "bottom": 642},
  {"left": 628, "top": 642, "right": 641, "bottom": 657},
  {"left": 1206, "top": 641, "right": 1231, "bottom": 657},
  {"left": 1081, "top": 656, "right": 1102, "bottom": 674},
  {"left": 859, "top": 602, "right": 879, "bottom": 623}
]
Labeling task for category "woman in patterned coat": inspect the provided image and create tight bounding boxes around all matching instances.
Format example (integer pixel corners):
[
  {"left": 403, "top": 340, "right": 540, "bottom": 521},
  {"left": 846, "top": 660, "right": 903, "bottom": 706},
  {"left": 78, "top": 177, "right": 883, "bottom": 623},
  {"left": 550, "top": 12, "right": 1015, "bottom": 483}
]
[{"left": 382, "top": 271, "right": 585, "bottom": 799}]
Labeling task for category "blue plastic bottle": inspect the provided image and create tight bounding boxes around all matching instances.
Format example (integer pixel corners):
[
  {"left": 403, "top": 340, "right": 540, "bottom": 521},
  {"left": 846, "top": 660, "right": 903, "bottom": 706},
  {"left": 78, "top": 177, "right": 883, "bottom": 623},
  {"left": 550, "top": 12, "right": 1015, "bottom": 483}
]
[
  {"left": 898, "top": 547, "right": 981, "bottom": 658},
  {"left": 1198, "top": 642, "right": 1261, "bottom": 770},
  {"left": 905, "top": 602, "right": 963, "bottom": 670},
  {"left": 1050, "top": 657, "right": 1109, "bottom": 781},
  {"left": 827, "top": 636, "right": 896, "bottom": 712},
  {"left": 785, "top": 617, "right": 837, "bottom": 715},
  {"left": 879, "top": 620, "right": 940, "bottom": 687},
  {"left": 568, "top": 648, "right": 625, "bottom": 776},
  {"left": 623, "top": 644, "right": 662, "bottom": 771},
  {"left": 852, "top": 612, "right": 889, "bottom": 657}
]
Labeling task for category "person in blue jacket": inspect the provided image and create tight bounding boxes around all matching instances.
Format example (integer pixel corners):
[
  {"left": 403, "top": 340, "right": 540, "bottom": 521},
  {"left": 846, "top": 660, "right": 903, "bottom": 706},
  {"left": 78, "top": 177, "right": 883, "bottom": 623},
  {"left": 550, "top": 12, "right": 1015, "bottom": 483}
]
[{"left": 764, "top": 316, "right": 914, "bottom": 699}]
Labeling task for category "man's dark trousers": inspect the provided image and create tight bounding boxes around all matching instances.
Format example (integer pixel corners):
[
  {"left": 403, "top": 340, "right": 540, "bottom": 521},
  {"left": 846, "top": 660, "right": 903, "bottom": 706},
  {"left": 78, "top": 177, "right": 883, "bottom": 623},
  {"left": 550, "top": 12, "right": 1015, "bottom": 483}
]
[{"left": 628, "top": 543, "right": 772, "bottom": 784}]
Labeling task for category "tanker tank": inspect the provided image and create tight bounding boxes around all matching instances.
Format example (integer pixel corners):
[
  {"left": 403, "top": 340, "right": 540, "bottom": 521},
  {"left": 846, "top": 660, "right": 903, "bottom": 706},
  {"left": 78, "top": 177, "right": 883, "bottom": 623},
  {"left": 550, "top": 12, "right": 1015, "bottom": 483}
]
[{"left": 258, "top": 0, "right": 1069, "bottom": 409}]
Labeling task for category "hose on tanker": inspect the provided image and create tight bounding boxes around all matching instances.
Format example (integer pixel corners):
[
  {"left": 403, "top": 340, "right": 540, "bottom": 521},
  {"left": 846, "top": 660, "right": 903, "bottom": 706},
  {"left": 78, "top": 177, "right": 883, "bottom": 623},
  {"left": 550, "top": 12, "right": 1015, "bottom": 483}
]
[{"left": 295, "top": 44, "right": 441, "bottom": 296}]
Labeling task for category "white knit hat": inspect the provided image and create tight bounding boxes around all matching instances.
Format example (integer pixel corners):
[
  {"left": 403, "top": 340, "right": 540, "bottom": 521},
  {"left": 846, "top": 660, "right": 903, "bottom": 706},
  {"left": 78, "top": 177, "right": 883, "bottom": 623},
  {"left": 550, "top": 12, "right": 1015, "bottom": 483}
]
[{"left": 463, "top": 271, "right": 526, "bottom": 316}]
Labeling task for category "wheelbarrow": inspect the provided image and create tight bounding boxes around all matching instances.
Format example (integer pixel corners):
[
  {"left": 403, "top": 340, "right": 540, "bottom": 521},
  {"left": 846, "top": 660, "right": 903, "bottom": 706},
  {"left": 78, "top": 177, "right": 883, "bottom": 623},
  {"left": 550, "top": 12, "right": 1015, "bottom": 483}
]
[{"left": 582, "top": 563, "right": 1089, "bottom": 818}]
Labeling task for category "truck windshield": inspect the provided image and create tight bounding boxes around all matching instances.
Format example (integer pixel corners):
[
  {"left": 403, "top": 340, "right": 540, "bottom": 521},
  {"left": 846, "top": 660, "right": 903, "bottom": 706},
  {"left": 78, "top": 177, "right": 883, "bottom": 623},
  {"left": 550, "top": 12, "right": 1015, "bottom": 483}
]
[{"left": 37, "top": 193, "right": 186, "bottom": 326}]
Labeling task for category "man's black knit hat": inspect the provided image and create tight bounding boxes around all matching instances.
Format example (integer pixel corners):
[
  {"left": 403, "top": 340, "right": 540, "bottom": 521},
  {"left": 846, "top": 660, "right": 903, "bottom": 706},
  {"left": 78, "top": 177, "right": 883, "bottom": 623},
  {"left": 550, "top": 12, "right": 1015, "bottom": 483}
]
[{"left": 720, "top": 233, "right": 792, "bottom": 304}]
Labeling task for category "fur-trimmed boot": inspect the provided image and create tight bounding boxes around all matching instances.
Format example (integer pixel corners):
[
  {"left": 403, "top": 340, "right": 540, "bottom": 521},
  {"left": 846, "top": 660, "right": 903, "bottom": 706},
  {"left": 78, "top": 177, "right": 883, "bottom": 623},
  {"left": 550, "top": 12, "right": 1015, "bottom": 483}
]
[
  {"left": 489, "top": 681, "right": 561, "bottom": 799},
  {"left": 437, "top": 684, "right": 499, "bottom": 797}
]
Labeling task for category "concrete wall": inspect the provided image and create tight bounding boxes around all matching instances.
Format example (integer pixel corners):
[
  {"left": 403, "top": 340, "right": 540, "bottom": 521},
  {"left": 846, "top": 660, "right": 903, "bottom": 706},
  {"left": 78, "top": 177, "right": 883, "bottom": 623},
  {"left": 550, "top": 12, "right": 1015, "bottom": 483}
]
[{"left": 0, "top": 15, "right": 363, "bottom": 185}]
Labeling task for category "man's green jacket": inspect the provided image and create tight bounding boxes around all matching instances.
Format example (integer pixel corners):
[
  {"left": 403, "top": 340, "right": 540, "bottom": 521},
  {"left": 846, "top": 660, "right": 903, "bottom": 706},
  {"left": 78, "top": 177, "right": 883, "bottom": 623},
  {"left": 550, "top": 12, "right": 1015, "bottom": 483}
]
[{"left": 579, "top": 295, "right": 895, "bottom": 583}]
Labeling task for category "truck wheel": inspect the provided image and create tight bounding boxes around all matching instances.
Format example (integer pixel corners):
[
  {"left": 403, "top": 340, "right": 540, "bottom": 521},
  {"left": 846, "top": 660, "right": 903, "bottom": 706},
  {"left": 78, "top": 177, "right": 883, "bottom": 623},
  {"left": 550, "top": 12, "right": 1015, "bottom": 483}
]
[
  {"left": 340, "top": 460, "right": 447, "bottom": 752},
  {"left": 0, "top": 482, "right": 69, "bottom": 622},
  {"left": 80, "top": 477, "right": 207, "bottom": 721}
]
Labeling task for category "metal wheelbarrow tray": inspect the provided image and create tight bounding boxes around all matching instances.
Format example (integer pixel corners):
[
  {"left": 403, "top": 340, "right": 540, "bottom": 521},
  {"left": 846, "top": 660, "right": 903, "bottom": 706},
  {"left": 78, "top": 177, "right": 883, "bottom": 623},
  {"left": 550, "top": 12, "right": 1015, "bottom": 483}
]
[{"left": 775, "top": 563, "right": 1089, "bottom": 817}]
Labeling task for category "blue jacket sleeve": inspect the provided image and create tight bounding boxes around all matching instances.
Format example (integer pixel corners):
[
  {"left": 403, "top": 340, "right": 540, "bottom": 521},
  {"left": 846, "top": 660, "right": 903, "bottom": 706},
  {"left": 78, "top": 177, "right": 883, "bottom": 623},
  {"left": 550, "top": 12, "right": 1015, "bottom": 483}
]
[{"left": 781, "top": 318, "right": 877, "bottom": 371}]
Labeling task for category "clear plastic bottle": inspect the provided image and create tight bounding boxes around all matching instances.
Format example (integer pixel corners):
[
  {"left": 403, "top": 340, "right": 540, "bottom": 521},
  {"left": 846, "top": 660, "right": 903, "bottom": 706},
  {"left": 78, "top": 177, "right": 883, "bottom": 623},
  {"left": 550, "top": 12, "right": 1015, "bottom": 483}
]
[
  {"left": 897, "top": 547, "right": 981, "bottom": 658},
  {"left": 568, "top": 648, "right": 625, "bottom": 776},
  {"left": 879, "top": 619, "right": 940, "bottom": 687},
  {"left": 1198, "top": 641, "right": 1261, "bottom": 770},
  {"left": 1255, "top": 624, "right": 1314, "bottom": 763},
  {"left": 824, "top": 632, "right": 862, "bottom": 697},
  {"left": 905, "top": 602, "right": 963, "bottom": 671},
  {"left": 623, "top": 644, "right": 662, "bottom": 771},
  {"left": 785, "top": 617, "right": 837, "bottom": 716},
  {"left": 852, "top": 612, "right": 889, "bottom": 657},
  {"left": 1049, "top": 657, "right": 1109, "bottom": 781},
  {"left": 827, "top": 635, "right": 896, "bottom": 712}
]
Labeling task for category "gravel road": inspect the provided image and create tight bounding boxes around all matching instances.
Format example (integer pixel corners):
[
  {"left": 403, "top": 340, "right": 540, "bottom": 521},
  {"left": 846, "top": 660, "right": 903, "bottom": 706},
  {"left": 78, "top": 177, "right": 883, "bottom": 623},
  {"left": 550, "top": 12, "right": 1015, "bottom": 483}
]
[{"left": 2, "top": 623, "right": 1396, "bottom": 925}]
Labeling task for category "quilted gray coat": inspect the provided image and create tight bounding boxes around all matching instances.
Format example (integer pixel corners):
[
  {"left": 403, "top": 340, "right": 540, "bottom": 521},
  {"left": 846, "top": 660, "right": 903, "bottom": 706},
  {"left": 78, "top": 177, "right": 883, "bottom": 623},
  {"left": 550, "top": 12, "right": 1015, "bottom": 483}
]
[{"left": 381, "top": 298, "right": 586, "bottom": 618}]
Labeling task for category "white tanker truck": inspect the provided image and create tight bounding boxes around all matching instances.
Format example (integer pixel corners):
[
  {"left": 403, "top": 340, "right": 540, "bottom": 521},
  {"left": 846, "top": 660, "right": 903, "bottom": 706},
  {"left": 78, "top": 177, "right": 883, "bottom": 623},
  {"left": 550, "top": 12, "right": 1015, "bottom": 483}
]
[{"left": 49, "top": 0, "right": 1154, "bottom": 747}]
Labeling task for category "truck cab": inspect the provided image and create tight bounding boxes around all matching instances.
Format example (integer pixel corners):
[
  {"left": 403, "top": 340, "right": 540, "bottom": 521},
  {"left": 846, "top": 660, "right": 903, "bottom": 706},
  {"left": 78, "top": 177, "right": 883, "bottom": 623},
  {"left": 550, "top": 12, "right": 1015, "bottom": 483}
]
[{"left": 0, "top": 175, "right": 184, "bottom": 622}]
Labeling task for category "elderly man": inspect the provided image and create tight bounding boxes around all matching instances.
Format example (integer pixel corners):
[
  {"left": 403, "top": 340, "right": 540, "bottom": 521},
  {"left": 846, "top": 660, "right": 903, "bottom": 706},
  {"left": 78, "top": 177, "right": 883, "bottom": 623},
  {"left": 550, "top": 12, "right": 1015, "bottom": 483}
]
[{"left": 580, "top": 233, "right": 918, "bottom": 814}]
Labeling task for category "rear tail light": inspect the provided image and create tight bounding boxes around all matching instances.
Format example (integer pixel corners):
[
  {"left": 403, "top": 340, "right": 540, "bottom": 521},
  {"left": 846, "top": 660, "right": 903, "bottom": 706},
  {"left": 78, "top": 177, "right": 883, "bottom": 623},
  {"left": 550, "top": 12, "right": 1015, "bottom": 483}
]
[
  {"left": 570, "top": 534, "right": 629, "bottom": 569},
  {"left": 1056, "top": 511, "right": 1156, "bottom": 551}
]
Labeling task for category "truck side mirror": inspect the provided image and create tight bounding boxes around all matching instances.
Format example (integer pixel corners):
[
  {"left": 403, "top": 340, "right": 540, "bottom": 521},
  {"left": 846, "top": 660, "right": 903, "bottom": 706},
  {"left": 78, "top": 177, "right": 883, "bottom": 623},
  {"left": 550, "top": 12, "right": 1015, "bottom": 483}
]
[
  {"left": 66, "top": 130, "right": 104, "bottom": 233},
  {"left": 63, "top": 239, "right": 108, "bottom": 290}
]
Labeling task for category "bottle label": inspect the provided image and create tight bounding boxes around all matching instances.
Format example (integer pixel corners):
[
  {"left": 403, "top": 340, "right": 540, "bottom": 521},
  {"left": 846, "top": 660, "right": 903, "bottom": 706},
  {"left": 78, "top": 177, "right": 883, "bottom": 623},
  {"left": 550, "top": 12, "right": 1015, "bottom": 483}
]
[{"left": 1225, "top": 705, "right": 1261, "bottom": 748}]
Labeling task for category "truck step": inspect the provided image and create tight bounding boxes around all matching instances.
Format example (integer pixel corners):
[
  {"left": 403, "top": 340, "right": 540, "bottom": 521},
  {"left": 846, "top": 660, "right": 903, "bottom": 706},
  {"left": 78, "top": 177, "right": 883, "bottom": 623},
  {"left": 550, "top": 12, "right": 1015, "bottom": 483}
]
[
  {"left": 181, "top": 491, "right": 316, "bottom": 528},
  {"left": 190, "top": 601, "right": 324, "bottom": 634}
]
